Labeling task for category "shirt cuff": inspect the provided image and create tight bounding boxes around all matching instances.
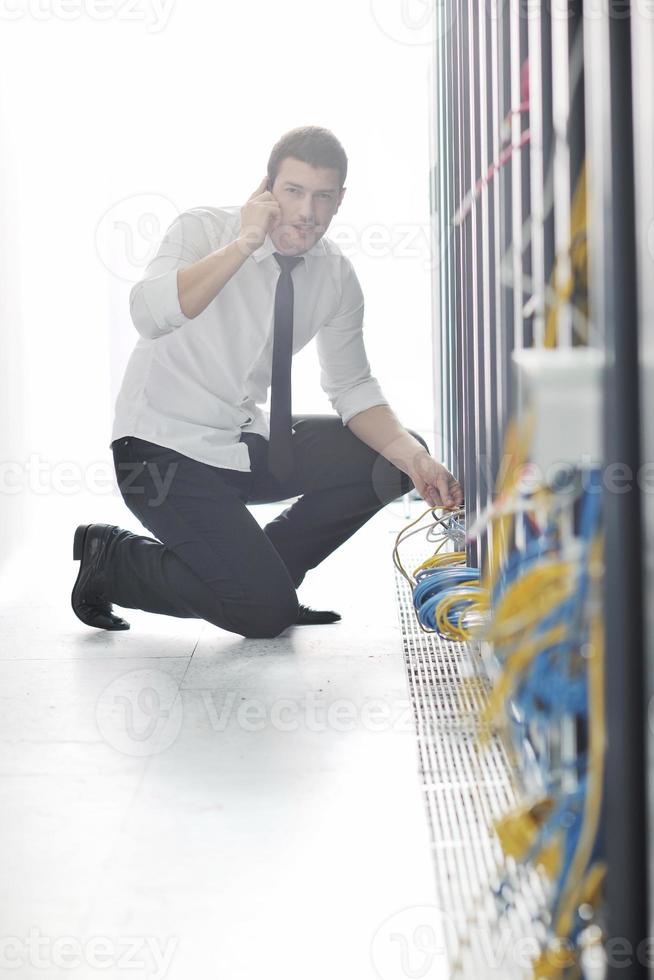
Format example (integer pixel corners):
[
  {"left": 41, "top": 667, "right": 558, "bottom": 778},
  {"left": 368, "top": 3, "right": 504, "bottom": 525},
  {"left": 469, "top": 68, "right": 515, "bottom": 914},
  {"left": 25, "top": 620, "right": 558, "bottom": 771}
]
[
  {"left": 335, "top": 379, "right": 390, "bottom": 426},
  {"left": 130, "top": 268, "right": 192, "bottom": 339}
]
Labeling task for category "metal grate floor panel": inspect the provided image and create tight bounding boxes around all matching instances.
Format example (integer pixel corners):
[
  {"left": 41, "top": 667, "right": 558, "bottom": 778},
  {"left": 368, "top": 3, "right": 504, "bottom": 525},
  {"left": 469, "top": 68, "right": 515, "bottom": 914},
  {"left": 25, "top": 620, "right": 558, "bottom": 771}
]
[{"left": 394, "top": 549, "right": 548, "bottom": 979}]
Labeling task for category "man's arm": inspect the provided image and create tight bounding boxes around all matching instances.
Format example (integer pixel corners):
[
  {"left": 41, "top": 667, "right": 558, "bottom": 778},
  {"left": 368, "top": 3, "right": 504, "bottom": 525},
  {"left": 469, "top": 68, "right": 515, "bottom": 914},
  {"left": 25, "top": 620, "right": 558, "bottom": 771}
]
[
  {"left": 130, "top": 177, "right": 280, "bottom": 338},
  {"left": 177, "top": 176, "right": 281, "bottom": 319},
  {"left": 314, "top": 257, "right": 391, "bottom": 424},
  {"left": 347, "top": 405, "right": 463, "bottom": 509},
  {"left": 346, "top": 404, "right": 429, "bottom": 476},
  {"left": 176, "top": 237, "right": 252, "bottom": 319},
  {"left": 316, "top": 259, "right": 463, "bottom": 510},
  {"left": 129, "top": 209, "right": 243, "bottom": 340}
]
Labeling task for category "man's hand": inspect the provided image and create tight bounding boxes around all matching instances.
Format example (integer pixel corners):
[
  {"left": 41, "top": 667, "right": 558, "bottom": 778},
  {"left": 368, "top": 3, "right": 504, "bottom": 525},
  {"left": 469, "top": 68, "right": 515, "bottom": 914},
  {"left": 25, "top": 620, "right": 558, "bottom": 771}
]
[
  {"left": 238, "top": 176, "right": 282, "bottom": 256},
  {"left": 344, "top": 406, "right": 464, "bottom": 510},
  {"left": 409, "top": 451, "right": 464, "bottom": 510}
]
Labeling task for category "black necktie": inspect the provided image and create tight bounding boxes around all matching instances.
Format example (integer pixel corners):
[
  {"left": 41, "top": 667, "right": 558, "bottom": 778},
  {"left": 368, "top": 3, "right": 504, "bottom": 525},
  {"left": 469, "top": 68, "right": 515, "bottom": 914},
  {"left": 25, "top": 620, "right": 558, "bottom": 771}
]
[{"left": 268, "top": 252, "right": 303, "bottom": 481}]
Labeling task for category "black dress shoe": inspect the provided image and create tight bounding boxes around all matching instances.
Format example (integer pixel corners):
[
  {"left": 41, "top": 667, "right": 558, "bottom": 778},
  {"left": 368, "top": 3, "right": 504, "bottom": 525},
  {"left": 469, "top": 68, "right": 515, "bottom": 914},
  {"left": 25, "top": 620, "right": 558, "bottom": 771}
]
[
  {"left": 295, "top": 603, "right": 341, "bottom": 625},
  {"left": 71, "top": 524, "right": 130, "bottom": 631}
]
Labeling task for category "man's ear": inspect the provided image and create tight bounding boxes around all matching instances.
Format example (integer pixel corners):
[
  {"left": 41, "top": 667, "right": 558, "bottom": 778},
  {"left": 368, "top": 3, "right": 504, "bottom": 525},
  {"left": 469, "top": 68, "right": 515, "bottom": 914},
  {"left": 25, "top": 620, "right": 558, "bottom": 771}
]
[{"left": 334, "top": 185, "right": 346, "bottom": 213}]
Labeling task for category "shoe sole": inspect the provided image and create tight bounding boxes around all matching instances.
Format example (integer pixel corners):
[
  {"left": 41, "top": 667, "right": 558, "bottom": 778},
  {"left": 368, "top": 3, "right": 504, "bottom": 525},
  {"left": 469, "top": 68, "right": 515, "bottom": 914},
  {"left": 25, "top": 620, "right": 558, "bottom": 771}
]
[{"left": 71, "top": 524, "right": 130, "bottom": 631}]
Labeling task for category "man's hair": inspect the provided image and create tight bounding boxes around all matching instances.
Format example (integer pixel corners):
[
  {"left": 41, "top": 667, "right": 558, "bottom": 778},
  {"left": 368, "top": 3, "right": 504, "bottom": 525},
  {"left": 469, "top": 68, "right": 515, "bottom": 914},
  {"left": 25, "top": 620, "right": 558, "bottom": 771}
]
[{"left": 267, "top": 126, "right": 348, "bottom": 190}]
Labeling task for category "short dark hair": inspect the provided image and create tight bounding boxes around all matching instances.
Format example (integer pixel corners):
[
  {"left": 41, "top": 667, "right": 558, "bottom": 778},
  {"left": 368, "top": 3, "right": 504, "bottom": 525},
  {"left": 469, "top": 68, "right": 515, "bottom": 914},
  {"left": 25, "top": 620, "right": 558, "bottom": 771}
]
[{"left": 267, "top": 126, "right": 348, "bottom": 191}]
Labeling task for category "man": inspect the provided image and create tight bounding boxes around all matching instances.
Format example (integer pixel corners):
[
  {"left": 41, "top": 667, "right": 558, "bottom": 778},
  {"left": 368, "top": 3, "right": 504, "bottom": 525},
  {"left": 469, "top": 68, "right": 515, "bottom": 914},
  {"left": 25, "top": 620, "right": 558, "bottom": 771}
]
[{"left": 72, "top": 125, "right": 463, "bottom": 639}]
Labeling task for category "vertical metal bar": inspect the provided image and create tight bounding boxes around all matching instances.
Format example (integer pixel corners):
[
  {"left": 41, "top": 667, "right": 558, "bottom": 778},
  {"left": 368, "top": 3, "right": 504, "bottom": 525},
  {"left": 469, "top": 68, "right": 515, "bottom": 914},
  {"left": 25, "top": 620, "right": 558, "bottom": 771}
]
[
  {"left": 631, "top": 0, "right": 654, "bottom": 950},
  {"left": 429, "top": 5, "right": 444, "bottom": 465},
  {"left": 500, "top": 0, "right": 516, "bottom": 425},
  {"left": 550, "top": 0, "right": 573, "bottom": 349},
  {"left": 453, "top": 4, "right": 466, "bottom": 490},
  {"left": 478, "top": 2, "right": 494, "bottom": 573},
  {"left": 510, "top": 0, "right": 525, "bottom": 351},
  {"left": 520, "top": 5, "right": 533, "bottom": 351},
  {"left": 444, "top": 0, "right": 458, "bottom": 475},
  {"left": 540, "top": 1, "right": 555, "bottom": 347},
  {"left": 459, "top": 6, "right": 468, "bottom": 511},
  {"left": 526, "top": 0, "right": 546, "bottom": 346},
  {"left": 467, "top": 0, "right": 481, "bottom": 566},
  {"left": 567, "top": 2, "right": 586, "bottom": 263},
  {"left": 566, "top": 2, "right": 586, "bottom": 349},
  {"left": 446, "top": 5, "right": 457, "bottom": 476},
  {"left": 472, "top": 0, "right": 488, "bottom": 570},
  {"left": 442, "top": 3, "right": 455, "bottom": 474},
  {"left": 584, "top": 1, "right": 648, "bottom": 972},
  {"left": 456, "top": 0, "right": 467, "bottom": 544},
  {"left": 485, "top": 0, "right": 503, "bottom": 574},
  {"left": 462, "top": 1, "right": 479, "bottom": 569}
]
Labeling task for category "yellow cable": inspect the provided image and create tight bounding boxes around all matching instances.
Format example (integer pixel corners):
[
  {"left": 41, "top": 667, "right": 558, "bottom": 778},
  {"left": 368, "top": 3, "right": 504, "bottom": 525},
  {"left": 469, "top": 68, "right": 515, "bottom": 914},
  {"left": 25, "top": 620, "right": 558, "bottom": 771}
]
[
  {"left": 494, "top": 796, "right": 555, "bottom": 860},
  {"left": 434, "top": 585, "right": 482, "bottom": 640},
  {"left": 545, "top": 162, "right": 588, "bottom": 349},
  {"left": 552, "top": 535, "right": 605, "bottom": 939},
  {"left": 393, "top": 506, "right": 463, "bottom": 588},
  {"left": 482, "top": 411, "right": 536, "bottom": 596}
]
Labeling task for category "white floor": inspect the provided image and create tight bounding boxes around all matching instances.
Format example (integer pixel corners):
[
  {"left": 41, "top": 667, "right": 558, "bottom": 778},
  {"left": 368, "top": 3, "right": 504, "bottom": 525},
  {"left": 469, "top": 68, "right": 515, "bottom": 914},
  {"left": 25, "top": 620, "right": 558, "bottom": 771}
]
[{"left": 0, "top": 491, "right": 446, "bottom": 980}]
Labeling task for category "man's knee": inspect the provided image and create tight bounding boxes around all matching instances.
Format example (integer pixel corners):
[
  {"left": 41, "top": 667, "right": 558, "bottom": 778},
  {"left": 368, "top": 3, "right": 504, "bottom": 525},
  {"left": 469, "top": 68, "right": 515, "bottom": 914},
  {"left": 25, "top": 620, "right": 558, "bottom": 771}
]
[{"left": 239, "top": 590, "right": 299, "bottom": 639}]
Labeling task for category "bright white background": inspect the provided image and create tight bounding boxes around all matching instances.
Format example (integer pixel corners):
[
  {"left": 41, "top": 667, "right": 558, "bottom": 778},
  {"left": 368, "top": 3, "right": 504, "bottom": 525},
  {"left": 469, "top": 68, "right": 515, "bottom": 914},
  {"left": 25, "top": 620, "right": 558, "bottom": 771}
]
[{"left": 0, "top": 0, "right": 438, "bottom": 563}]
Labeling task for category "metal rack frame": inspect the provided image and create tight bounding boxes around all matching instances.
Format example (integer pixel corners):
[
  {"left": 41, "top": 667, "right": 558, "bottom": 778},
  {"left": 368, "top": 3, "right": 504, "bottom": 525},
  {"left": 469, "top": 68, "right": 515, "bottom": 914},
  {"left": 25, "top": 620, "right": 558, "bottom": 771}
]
[{"left": 429, "top": 2, "right": 652, "bottom": 972}]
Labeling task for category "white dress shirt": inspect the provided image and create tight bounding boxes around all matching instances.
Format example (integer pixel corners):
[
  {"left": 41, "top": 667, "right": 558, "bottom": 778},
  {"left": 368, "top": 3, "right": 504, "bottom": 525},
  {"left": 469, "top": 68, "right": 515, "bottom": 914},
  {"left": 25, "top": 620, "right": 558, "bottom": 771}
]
[{"left": 109, "top": 205, "right": 390, "bottom": 472}]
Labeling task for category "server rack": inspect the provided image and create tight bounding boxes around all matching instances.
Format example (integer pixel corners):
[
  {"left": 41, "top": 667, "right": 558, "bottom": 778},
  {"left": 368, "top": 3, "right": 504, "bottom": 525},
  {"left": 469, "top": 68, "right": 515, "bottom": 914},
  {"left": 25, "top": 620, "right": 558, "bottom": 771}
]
[{"left": 429, "top": 1, "right": 652, "bottom": 973}]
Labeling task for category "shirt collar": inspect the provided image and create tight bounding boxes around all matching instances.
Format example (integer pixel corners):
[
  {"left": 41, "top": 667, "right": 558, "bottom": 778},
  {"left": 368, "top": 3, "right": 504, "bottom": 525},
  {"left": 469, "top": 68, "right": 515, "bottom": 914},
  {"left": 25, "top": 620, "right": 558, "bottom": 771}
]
[{"left": 250, "top": 230, "right": 327, "bottom": 271}]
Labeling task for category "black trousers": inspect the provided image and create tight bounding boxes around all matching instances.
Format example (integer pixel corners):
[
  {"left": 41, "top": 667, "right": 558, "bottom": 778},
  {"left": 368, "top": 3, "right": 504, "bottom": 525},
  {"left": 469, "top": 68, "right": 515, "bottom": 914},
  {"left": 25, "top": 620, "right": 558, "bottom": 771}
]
[{"left": 106, "top": 414, "right": 429, "bottom": 639}]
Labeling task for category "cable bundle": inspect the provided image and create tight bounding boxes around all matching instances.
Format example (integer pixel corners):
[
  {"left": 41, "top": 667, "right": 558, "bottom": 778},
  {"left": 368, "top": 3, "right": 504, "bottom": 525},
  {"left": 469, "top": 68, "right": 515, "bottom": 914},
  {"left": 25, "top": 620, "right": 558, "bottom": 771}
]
[
  {"left": 393, "top": 418, "right": 537, "bottom": 642},
  {"left": 392, "top": 416, "right": 606, "bottom": 975},
  {"left": 479, "top": 467, "right": 606, "bottom": 978},
  {"left": 392, "top": 504, "right": 486, "bottom": 639}
]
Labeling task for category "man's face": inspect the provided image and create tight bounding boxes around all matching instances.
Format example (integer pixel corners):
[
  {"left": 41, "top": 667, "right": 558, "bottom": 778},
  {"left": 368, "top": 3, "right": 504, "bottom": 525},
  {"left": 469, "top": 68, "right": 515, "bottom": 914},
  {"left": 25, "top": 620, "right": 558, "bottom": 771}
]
[{"left": 268, "top": 156, "right": 346, "bottom": 255}]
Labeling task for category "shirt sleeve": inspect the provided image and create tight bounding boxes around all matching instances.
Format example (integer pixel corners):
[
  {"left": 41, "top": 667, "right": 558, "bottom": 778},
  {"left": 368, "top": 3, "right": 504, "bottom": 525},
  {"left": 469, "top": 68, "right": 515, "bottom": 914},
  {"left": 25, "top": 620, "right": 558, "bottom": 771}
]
[
  {"left": 315, "top": 257, "right": 390, "bottom": 426},
  {"left": 129, "top": 209, "right": 213, "bottom": 340}
]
